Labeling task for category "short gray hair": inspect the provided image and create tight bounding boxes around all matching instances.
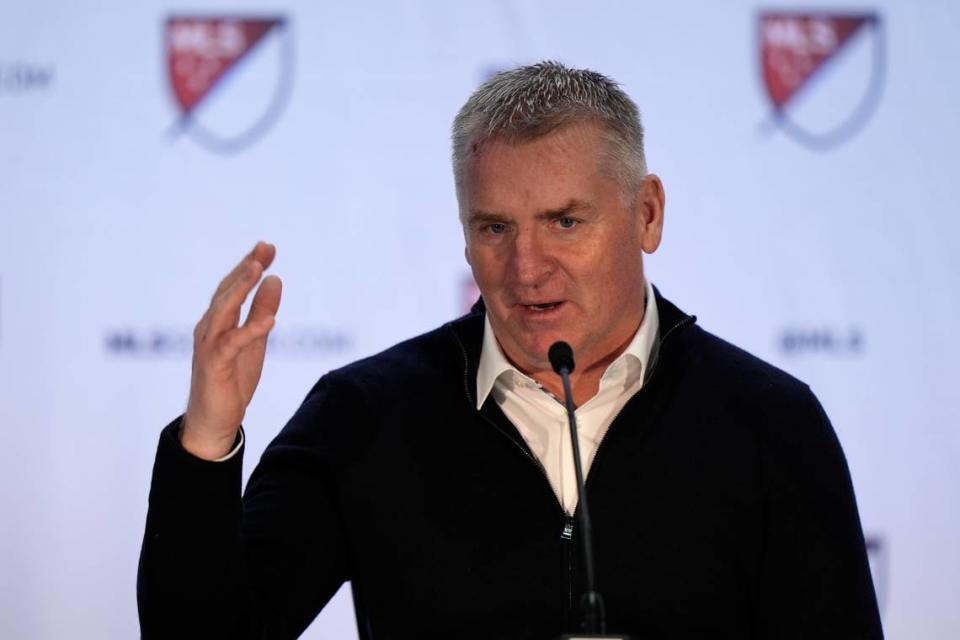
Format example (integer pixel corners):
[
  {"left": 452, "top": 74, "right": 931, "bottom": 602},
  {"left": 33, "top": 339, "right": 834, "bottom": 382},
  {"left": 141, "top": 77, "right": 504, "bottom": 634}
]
[{"left": 452, "top": 61, "right": 647, "bottom": 210}]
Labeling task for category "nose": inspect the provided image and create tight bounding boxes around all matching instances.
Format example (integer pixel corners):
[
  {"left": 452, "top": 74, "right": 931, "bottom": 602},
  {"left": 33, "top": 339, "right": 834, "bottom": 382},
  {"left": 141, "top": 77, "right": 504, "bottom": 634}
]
[{"left": 509, "top": 227, "right": 554, "bottom": 288}]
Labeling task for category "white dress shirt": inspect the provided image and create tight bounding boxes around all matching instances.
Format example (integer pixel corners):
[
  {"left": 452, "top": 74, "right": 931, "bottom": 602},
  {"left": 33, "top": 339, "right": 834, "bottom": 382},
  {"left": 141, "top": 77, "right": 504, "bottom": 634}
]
[{"left": 476, "top": 279, "right": 659, "bottom": 515}]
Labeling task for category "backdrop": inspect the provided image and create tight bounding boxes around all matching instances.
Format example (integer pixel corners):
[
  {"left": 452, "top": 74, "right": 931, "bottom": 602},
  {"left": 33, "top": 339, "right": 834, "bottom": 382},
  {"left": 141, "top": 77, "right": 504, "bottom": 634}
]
[{"left": 1, "top": 0, "right": 958, "bottom": 637}]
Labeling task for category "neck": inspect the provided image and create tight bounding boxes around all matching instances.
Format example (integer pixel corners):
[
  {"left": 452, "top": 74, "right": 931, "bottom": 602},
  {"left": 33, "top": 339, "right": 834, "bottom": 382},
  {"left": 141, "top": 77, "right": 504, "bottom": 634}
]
[{"left": 526, "top": 313, "right": 643, "bottom": 408}]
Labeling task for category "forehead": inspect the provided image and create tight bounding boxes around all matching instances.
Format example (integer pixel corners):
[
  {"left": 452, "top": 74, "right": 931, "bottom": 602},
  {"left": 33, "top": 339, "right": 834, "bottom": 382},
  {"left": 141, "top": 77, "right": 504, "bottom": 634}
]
[{"left": 461, "top": 122, "right": 612, "bottom": 213}]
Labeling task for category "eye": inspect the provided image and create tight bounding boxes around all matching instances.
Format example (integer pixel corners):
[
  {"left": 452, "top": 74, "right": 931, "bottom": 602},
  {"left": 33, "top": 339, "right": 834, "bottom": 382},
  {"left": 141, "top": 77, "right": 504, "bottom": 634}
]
[
  {"left": 485, "top": 222, "right": 508, "bottom": 234},
  {"left": 557, "top": 216, "right": 578, "bottom": 229}
]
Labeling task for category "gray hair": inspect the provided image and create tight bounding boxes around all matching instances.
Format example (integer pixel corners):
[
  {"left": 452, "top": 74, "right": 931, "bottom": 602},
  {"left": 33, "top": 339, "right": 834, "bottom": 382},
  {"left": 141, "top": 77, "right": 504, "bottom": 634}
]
[{"left": 452, "top": 61, "right": 647, "bottom": 211}]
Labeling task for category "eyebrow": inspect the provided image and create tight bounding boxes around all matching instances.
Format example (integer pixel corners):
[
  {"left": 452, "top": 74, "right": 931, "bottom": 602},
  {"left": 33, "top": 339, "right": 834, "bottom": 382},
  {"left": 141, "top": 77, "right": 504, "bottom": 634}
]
[
  {"left": 466, "top": 199, "right": 589, "bottom": 224},
  {"left": 465, "top": 211, "right": 510, "bottom": 225},
  {"left": 535, "top": 199, "right": 589, "bottom": 220}
]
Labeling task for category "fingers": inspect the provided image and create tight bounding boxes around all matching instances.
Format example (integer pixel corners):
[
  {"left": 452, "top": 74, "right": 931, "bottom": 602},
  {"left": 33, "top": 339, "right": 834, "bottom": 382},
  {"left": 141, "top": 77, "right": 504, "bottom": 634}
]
[
  {"left": 211, "top": 276, "right": 281, "bottom": 363},
  {"left": 214, "top": 276, "right": 281, "bottom": 360},
  {"left": 203, "top": 242, "right": 277, "bottom": 342},
  {"left": 210, "top": 276, "right": 283, "bottom": 359},
  {"left": 184, "top": 243, "right": 279, "bottom": 456},
  {"left": 211, "top": 241, "right": 276, "bottom": 304},
  {"left": 205, "top": 259, "right": 263, "bottom": 339},
  {"left": 210, "top": 247, "right": 254, "bottom": 303},
  {"left": 218, "top": 313, "right": 276, "bottom": 362},
  {"left": 245, "top": 275, "right": 282, "bottom": 325}
]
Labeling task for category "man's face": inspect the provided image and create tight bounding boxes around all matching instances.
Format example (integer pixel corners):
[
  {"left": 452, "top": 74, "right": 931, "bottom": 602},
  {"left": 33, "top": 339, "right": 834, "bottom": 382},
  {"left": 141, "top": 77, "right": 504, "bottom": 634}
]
[{"left": 462, "top": 121, "right": 663, "bottom": 376}]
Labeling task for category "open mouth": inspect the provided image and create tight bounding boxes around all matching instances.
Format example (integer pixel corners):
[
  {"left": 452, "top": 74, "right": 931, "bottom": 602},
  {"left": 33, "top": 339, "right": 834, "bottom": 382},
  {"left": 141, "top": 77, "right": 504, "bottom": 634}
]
[{"left": 525, "top": 301, "right": 563, "bottom": 312}]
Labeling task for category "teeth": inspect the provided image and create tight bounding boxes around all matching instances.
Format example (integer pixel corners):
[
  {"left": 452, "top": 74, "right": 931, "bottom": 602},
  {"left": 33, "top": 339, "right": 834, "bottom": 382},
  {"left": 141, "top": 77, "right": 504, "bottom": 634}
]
[{"left": 529, "top": 302, "right": 559, "bottom": 311}]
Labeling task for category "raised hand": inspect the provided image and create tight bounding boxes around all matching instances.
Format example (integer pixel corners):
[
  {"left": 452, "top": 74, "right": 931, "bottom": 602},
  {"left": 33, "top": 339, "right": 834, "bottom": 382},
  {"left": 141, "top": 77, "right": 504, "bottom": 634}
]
[{"left": 180, "top": 242, "right": 282, "bottom": 460}]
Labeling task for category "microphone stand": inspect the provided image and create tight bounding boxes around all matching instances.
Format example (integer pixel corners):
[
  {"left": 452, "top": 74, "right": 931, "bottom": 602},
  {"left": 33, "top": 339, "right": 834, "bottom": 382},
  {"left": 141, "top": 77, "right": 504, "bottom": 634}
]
[{"left": 550, "top": 342, "right": 630, "bottom": 640}]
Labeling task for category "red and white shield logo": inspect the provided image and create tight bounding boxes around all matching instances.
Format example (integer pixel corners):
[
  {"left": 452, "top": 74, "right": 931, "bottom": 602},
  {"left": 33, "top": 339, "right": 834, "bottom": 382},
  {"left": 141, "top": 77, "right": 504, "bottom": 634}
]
[
  {"left": 759, "top": 12, "right": 884, "bottom": 149},
  {"left": 165, "top": 16, "right": 293, "bottom": 153}
]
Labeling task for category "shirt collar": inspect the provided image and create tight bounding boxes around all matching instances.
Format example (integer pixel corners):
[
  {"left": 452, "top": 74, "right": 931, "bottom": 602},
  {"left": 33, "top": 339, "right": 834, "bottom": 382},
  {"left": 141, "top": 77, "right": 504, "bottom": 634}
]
[{"left": 476, "top": 279, "right": 660, "bottom": 409}]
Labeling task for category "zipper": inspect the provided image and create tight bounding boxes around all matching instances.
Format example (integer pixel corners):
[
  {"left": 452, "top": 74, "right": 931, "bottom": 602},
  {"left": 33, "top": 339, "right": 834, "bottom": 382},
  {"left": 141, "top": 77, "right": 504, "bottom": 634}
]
[
  {"left": 571, "top": 312, "right": 697, "bottom": 520},
  {"left": 561, "top": 312, "right": 696, "bottom": 626},
  {"left": 449, "top": 310, "right": 695, "bottom": 627},
  {"left": 480, "top": 407, "right": 578, "bottom": 624},
  {"left": 452, "top": 327, "right": 575, "bottom": 622},
  {"left": 478, "top": 408, "right": 569, "bottom": 516},
  {"left": 562, "top": 516, "right": 575, "bottom": 624},
  {"left": 452, "top": 328, "right": 569, "bottom": 519}
]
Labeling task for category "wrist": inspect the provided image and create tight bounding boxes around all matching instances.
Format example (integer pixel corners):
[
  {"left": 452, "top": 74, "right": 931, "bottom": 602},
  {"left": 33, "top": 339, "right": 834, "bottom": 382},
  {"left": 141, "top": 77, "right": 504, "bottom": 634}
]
[{"left": 179, "top": 418, "right": 240, "bottom": 461}]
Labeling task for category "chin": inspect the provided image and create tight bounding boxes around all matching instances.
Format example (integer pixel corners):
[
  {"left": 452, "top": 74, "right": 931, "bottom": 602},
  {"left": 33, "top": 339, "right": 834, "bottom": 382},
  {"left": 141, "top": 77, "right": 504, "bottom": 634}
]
[
  {"left": 523, "top": 334, "right": 566, "bottom": 368},
  {"left": 495, "top": 316, "right": 572, "bottom": 368}
]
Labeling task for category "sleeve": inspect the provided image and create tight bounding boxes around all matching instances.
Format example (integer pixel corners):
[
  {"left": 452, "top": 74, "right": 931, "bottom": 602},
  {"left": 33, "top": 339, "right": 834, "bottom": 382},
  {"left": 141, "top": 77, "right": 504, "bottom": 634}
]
[
  {"left": 214, "top": 427, "right": 244, "bottom": 461},
  {"left": 757, "top": 386, "right": 884, "bottom": 639},
  {"left": 137, "top": 377, "right": 352, "bottom": 639}
]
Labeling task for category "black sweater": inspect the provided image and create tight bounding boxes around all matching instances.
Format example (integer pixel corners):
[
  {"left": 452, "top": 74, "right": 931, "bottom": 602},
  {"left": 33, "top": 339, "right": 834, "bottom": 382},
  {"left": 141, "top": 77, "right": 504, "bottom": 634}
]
[{"left": 138, "top": 291, "right": 883, "bottom": 639}]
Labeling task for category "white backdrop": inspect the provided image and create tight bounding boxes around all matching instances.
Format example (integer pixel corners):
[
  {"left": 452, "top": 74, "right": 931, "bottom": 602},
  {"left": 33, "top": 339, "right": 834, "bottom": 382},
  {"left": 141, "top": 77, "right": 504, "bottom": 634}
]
[{"left": 1, "top": 1, "right": 958, "bottom": 637}]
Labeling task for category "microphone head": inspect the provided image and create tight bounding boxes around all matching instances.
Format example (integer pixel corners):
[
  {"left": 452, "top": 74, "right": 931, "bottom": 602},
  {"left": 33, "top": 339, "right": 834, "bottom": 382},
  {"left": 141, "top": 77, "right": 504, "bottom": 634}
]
[{"left": 548, "top": 341, "right": 576, "bottom": 375}]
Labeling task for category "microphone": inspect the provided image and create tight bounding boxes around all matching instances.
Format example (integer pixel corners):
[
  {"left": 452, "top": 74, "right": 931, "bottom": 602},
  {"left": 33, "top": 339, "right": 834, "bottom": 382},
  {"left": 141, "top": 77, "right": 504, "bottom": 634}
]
[
  {"left": 548, "top": 341, "right": 576, "bottom": 375},
  {"left": 549, "top": 342, "right": 629, "bottom": 640}
]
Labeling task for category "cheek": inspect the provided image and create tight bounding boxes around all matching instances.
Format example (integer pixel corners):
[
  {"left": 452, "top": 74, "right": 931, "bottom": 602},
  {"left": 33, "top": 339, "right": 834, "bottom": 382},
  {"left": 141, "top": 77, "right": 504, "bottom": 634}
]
[
  {"left": 467, "top": 247, "right": 504, "bottom": 290},
  {"left": 578, "top": 240, "right": 642, "bottom": 299}
]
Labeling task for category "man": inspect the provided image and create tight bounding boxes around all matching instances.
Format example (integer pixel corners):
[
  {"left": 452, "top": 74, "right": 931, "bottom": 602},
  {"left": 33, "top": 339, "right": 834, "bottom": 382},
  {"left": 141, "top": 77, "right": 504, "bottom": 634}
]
[{"left": 138, "top": 62, "right": 883, "bottom": 639}]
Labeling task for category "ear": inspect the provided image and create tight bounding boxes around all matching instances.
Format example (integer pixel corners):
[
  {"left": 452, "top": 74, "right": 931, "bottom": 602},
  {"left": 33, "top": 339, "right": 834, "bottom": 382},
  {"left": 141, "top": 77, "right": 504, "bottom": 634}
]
[
  {"left": 634, "top": 174, "right": 665, "bottom": 254},
  {"left": 464, "top": 244, "right": 472, "bottom": 267}
]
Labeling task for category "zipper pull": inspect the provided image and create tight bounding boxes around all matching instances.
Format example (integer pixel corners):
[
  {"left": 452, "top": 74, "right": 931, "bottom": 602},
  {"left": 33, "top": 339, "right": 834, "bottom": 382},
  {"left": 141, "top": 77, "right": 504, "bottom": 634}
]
[{"left": 561, "top": 519, "right": 574, "bottom": 540}]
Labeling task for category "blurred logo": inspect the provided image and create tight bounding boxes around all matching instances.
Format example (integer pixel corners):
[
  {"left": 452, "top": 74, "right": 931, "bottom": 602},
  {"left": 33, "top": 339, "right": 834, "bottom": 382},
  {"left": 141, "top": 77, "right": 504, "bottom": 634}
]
[
  {"left": 758, "top": 11, "right": 884, "bottom": 149},
  {"left": 778, "top": 326, "right": 865, "bottom": 356},
  {"left": 460, "top": 273, "right": 481, "bottom": 316},
  {"left": 105, "top": 327, "right": 351, "bottom": 357},
  {"left": 865, "top": 534, "right": 888, "bottom": 614},
  {"left": 164, "top": 15, "right": 293, "bottom": 154},
  {"left": 0, "top": 61, "right": 55, "bottom": 94}
]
